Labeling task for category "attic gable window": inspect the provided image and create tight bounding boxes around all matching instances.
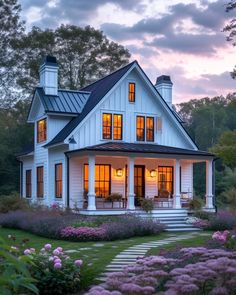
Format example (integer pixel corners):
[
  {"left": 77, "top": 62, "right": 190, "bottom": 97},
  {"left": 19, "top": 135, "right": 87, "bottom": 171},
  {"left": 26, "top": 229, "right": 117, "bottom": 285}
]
[
  {"left": 146, "top": 117, "right": 154, "bottom": 142},
  {"left": 37, "top": 118, "right": 47, "bottom": 143},
  {"left": 128, "top": 82, "right": 135, "bottom": 102},
  {"left": 136, "top": 116, "right": 145, "bottom": 141},
  {"left": 103, "top": 113, "right": 123, "bottom": 140}
]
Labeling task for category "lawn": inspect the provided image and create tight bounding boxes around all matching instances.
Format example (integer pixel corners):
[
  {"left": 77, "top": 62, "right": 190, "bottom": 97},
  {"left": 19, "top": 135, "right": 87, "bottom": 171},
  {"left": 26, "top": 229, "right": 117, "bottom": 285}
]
[{"left": 0, "top": 228, "right": 212, "bottom": 290}]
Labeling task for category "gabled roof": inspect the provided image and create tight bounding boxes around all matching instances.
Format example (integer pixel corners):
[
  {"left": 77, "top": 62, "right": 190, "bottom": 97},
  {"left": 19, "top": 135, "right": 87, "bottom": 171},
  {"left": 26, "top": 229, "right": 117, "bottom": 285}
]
[
  {"left": 35, "top": 87, "right": 90, "bottom": 115},
  {"left": 66, "top": 142, "right": 214, "bottom": 157},
  {"left": 44, "top": 61, "right": 136, "bottom": 147},
  {"left": 16, "top": 142, "right": 34, "bottom": 157}
]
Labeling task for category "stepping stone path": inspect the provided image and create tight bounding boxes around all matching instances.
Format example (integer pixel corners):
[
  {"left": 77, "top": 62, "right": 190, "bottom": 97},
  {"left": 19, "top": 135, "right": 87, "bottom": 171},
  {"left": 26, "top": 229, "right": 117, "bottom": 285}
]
[{"left": 98, "top": 232, "right": 209, "bottom": 282}]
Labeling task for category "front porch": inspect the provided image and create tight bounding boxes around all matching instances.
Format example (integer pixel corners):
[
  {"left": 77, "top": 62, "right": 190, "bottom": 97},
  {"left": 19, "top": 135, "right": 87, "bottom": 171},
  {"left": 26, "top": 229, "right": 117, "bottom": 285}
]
[{"left": 66, "top": 143, "right": 215, "bottom": 214}]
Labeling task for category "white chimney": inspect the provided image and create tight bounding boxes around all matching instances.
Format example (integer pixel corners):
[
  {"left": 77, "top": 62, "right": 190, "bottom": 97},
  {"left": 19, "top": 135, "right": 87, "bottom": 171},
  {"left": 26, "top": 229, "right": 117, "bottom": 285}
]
[
  {"left": 155, "top": 75, "right": 173, "bottom": 108},
  {"left": 39, "top": 56, "right": 58, "bottom": 95}
]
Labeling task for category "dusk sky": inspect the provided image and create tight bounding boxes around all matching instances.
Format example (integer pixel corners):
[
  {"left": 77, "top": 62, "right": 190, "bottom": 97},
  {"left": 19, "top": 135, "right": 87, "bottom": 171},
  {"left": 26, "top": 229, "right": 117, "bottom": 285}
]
[{"left": 19, "top": 0, "right": 235, "bottom": 103}]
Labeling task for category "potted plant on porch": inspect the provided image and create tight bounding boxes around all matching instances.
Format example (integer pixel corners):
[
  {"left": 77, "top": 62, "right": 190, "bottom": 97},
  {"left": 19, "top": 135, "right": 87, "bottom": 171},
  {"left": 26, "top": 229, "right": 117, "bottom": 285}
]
[{"left": 107, "top": 193, "right": 123, "bottom": 208}]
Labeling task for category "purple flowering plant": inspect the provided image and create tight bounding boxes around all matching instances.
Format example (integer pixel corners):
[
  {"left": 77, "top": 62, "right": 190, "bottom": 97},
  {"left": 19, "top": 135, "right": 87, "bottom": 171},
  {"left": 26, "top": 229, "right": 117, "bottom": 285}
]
[{"left": 23, "top": 243, "right": 83, "bottom": 295}]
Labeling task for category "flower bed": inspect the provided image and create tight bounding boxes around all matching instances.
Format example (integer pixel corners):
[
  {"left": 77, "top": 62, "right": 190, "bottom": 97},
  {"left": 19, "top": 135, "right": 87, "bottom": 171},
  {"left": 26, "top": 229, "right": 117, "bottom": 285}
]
[
  {"left": 194, "top": 210, "right": 236, "bottom": 231},
  {"left": 0, "top": 210, "right": 165, "bottom": 242},
  {"left": 86, "top": 233, "right": 236, "bottom": 295},
  {"left": 5, "top": 236, "right": 83, "bottom": 295}
]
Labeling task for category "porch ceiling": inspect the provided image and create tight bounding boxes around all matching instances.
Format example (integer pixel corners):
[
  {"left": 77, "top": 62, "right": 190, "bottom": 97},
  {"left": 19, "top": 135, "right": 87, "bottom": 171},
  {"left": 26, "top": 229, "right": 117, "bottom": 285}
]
[{"left": 65, "top": 142, "right": 215, "bottom": 160}]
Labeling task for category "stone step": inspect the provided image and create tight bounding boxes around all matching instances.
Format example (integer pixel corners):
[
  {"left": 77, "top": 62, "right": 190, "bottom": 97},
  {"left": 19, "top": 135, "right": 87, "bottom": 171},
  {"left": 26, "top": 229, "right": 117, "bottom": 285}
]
[{"left": 166, "top": 227, "right": 201, "bottom": 232}]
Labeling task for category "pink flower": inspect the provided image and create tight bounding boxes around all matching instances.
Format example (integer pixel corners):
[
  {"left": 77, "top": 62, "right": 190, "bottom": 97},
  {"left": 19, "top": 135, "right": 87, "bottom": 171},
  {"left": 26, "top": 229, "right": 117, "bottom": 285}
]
[
  {"left": 54, "top": 262, "right": 62, "bottom": 269},
  {"left": 30, "top": 248, "right": 35, "bottom": 253},
  {"left": 24, "top": 249, "right": 31, "bottom": 255},
  {"left": 44, "top": 243, "right": 52, "bottom": 251},
  {"left": 53, "top": 255, "right": 59, "bottom": 260},
  {"left": 57, "top": 247, "right": 63, "bottom": 252},
  {"left": 75, "top": 259, "right": 83, "bottom": 267},
  {"left": 53, "top": 249, "right": 60, "bottom": 256},
  {"left": 54, "top": 258, "right": 61, "bottom": 264}
]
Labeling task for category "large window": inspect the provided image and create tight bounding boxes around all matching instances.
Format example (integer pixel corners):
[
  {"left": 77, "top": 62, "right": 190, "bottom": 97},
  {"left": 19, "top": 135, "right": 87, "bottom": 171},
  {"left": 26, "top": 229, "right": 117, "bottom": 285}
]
[
  {"left": 136, "top": 116, "right": 155, "bottom": 142},
  {"left": 136, "top": 116, "right": 145, "bottom": 141},
  {"left": 146, "top": 117, "right": 154, "bottom": 142},
  {"left": 84, "top": 164, "right": 111, "bottom": 197},
  {"left": 26, "top": 170, "right": 32, "bottom": 198},
  {"left": 102, "top": 113, "right": 123, "bottom": 140},
  {"left": 158, "top": 166, "right": 173, "bottom": 196},
  {"left": 37, "top": 166, "right": 44, "bottom": 198},
  {"left": 113, "top": 114, "right": 122, "bottom": 140},
  {"left": 37, "top": 118, "right": 47, "bottom": 143},
  {"left": 55, "top": 164, "right": 62, "bottom": 198},
  {"left": 128, "top": 82, "right": 135, "bottom": 102}
]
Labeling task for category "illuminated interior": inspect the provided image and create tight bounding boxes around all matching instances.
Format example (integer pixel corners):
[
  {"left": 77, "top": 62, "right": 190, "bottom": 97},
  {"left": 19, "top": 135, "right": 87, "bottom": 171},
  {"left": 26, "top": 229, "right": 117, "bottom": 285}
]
[
  {"left": 113, "top": 114, "right": 122, "bottom": 140},
  {"left": 128, "top": 82, "right": 135, "bottom": 102},
  {"left": 136, "top": 116, "right": 145, "bottom": 141},
  {"left": 84, "top": 164, "right": 111, "bottom": 197},
  {"left": 146, "top": 117, "right": 154, "bottom": 141},
  {"left": 55, "top": 163, "right": 62, "bottom": 198},
  {"left": 37, "top": 118, "right": 47, "bottom": 143},
  {"left": 158, "top": 166, "right": 173, "bottom": 196},
  {"left": 102, "top": 113, "right": 112, "bottom": 139}
]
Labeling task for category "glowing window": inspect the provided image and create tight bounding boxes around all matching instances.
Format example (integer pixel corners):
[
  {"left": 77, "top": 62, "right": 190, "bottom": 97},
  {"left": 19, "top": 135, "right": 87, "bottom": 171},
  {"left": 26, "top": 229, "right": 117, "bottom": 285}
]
[
  {"left": 136, "top": 116, "right": 145, "bottom": 141},
  {"left": 146, "top": 117, "right": 154, "bottom": 142},
  {"left": 55, "top": 164, "right": 62, "bottom": 198},
  {"left": 129, "top": 82, "right": 135, "bottom": 102},
  {"left": 113, "top": 114, "right": 122, "bottom": 140},
  {"left": 102, "top": 113, "right": 112, "bottom": 139},
  {"left": 37, "top": 118, "right": 47, "bottom": 143}
]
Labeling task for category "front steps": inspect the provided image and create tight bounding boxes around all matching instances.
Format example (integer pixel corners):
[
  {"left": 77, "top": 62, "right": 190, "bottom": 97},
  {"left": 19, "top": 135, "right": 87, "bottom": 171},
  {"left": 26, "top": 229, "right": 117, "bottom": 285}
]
[
  {"left": 79, "top": 208, "right": 200, "bottom": 231},
  {"left": 137, "top": 209, "right": 201, "bottom": 232}
]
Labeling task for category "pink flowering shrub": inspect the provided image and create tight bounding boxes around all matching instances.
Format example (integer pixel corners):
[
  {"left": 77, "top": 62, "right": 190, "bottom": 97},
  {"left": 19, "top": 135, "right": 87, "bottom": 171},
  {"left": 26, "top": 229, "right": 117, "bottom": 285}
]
[
  {"left": 212, "top": 230, "right": 236, "bottom": 250},
  {"left": 85, "top": 247, "right": 236, "bottom": 295},
  {"left": 23, "top": 243, "right": 82, "bottom": 295},
  {"left": 195, "top": 211, "right": 236, "bottom": 231},
  {"left": 61, "top": 226, "right": 107, "bottom": 241}
]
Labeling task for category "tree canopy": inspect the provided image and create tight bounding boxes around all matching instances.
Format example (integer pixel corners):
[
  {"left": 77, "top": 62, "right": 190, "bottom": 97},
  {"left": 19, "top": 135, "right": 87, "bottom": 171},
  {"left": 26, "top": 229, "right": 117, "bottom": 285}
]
[{"left": 223, "top": 0, "right": 236, "bottom": 79}]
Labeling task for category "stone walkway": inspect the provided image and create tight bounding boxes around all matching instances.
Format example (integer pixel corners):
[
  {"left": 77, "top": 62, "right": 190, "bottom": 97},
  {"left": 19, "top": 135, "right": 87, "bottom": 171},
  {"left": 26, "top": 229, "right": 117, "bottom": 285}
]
[{"left": 98, "top": 232, "right": 209, "bottom": 282}]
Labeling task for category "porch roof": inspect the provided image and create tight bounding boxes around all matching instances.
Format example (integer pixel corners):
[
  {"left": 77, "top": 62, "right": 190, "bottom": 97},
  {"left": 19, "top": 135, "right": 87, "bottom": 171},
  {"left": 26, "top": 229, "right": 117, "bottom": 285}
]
[{"left": 65, "top": 142, "right": 215, "bottom": 157}]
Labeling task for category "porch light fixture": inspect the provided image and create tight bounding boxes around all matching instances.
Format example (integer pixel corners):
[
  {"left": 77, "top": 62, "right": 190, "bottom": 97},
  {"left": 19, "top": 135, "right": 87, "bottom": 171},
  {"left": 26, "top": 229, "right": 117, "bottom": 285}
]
[
  {"left": 150, "top": 169, "right": 157, "bottom": 177},
  {"left": 116, "top": 168, "right": 123, "bottom": 177}
]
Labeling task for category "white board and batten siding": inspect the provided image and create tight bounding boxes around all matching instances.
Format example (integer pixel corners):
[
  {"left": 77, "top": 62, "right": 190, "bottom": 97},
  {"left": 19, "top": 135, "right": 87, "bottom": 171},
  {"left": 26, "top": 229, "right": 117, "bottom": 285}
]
[{"left": 72, "top": 69, "right": 194, "bottom": 151}]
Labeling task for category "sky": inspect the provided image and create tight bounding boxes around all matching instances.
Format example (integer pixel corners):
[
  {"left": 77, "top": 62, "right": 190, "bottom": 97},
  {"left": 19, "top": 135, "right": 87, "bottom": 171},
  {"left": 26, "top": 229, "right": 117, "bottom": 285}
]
[{"left": 19, "top": 0, "right": 236, "bottom": 103}]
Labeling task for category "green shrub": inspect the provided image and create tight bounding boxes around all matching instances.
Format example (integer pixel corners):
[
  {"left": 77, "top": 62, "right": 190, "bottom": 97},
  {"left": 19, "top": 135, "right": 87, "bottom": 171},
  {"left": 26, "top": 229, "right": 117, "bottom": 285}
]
[
  {"left": 193, "top": 210, "right": 214, "bottom": 220},
  {"left": 189, "top": 198, "right": 203, "bottom": 210},
  {"left": 0, "top": 237, "right": 38, "bottom": 295},
  {"left": 222, "top": 187, "right": 236, "bottom": 211},
  {"left": 107, "top": 192, "right": 122, "bottom": 201},
  {"left": 0, "top": 193, "right": 29, "bottom": 213},
  {"left": 140, "top": 198, "right": 154, "bottom": 213}
]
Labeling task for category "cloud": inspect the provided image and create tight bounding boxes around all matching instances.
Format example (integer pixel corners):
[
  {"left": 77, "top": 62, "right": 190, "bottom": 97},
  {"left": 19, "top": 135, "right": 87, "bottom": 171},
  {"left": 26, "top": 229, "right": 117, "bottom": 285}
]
[
  {"left": 20, "top": 0, "right": 146, "bottom": 28},
  {"left": 101, "top": 0, "right": 231, "bottom": 55}
]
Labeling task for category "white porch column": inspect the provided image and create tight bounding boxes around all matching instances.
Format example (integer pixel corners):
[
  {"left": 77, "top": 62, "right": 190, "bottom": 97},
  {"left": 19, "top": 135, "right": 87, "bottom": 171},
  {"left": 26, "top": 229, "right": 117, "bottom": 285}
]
[
  {"left": 205, "top": 159, "right": 214, "bottom": 209},
  {"left": 87, "top": 155, "right": 96, "bottom": 210},
  {"left": 127, "top": 157, "right": 135, "bottom": 210},
  {"left": 173, "top": 159, "right": 181, "bottom": 209}
]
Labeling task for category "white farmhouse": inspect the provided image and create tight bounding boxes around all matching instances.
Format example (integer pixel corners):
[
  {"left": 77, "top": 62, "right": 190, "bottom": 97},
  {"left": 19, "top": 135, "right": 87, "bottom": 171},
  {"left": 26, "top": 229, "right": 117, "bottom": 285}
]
[{"left": 18, "top": 56, "right": 215, "bottom": 226}]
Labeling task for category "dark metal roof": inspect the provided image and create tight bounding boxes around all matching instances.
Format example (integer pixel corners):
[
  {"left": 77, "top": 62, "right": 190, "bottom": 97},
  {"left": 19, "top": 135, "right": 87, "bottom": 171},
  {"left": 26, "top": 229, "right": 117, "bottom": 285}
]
[
  {"left": 36, "top": 87, "right": 90, "bottom": 114},
  {"left": 16, "top": 142, "right": 34, "bottom": 157},
  {"left": 155, "top": 75, "right": 173, "bottom": 85},
  {"left": 45, "top": 61, "right": 136, "bottom": 147},
  {"left": 66, "top": 142, "right": 214, "bottom": 157}
]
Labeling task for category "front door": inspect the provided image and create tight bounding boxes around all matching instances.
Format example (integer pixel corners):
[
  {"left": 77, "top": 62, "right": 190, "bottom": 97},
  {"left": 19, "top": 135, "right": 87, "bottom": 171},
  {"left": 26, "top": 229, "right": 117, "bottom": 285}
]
[
  {"left": 134, "top": 165, "right": 145, "bottom": 206},
  {"left": 125, "top": 165, "right": 145, "bottom": 206}
]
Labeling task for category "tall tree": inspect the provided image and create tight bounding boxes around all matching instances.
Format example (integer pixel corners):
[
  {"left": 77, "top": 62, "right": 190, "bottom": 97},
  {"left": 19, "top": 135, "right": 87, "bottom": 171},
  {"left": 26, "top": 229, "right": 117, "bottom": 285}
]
[
  {"left": 15, "top": 25, "right": 131, "bottom": 94},
  {"left": 223, "top": 0, "right": 236, "bottom": 79},
  {"left": 0, "top": 0, "right": 25, "bottom": 107}
]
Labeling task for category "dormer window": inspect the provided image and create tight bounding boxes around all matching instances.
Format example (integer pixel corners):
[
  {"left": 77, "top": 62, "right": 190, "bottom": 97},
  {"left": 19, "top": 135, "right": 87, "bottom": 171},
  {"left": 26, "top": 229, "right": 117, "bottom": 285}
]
[
  {"left": 37, "top": 118, "right": 47, "bottom": 143},
  {"left": 128, "top": 82, "right": 135, "bottom": 102}
]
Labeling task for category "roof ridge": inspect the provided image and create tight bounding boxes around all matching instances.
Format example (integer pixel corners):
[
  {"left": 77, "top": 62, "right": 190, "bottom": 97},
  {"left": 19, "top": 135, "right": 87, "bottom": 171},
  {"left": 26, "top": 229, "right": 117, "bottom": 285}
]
[
  {"left": 58, "top": 89, "right": 91, "bottom": 94},
  {"left": 81, "top": 60, "right": 137, "bottom": 90}
]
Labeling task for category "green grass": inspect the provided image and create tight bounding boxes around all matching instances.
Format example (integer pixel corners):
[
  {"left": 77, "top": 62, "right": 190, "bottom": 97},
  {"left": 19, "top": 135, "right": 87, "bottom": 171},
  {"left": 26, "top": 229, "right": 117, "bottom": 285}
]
[
  {"left": 0, "top": 228, "right": 212, "bottom": 289},
  {"left": 146, "top": 232, "right": 212, "bottom": 256},
  {"left": 0, "top": 228, "right": 169, "bottom": 288}
]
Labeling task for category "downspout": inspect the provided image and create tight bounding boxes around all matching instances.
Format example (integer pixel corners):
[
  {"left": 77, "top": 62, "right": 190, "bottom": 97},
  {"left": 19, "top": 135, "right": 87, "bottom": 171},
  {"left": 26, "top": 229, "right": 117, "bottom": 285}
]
[
  {"left": 17, "top": 159, "right": 23, "bottom": 198},
  {"left": 65, "top": 154, "right": 70, "bottom": 209},
  {"left": 213, "top": 158, "right": 217, "bottom": 213}
]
